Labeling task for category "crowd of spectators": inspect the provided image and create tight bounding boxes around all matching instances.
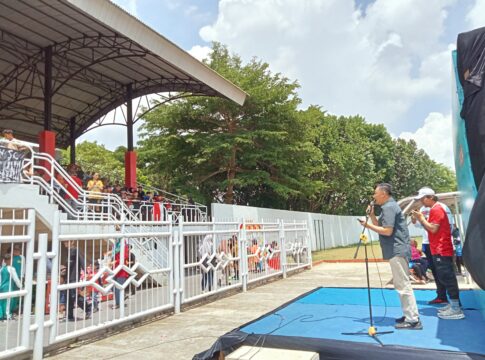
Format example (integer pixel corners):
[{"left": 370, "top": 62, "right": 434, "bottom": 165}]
[{"left": 53, "top": 164, "right": 200, "bottom": 221}]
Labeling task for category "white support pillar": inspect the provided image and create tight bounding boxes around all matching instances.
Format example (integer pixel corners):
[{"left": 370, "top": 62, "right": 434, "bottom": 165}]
[
  {"left": 33, "top": 233, "right": 48, "bottom": 360},
  {"left": 21, "top": 209, "right": 36, "bottom": 349},
  {"left": 240, "top": 218, "right": 247, "bottom": 292},
  {"left": 49, "top": 211, "right": 60, "bottom": 344},
  {"left": 279, "top": 219, "right": 287, "bottom": 279},
  {"left": 174, "top": 215, "right": 182, "bottom": 314}
]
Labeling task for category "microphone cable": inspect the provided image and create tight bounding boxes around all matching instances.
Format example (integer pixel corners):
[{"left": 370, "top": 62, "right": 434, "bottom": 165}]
[{"left": 366, "top": 226, "right": 388, "bottom": 324}]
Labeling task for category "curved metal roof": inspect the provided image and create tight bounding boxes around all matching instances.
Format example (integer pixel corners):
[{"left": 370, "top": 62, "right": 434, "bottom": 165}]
[
  {"left": 398, "top": 191, "right": 461, "bottom": 214},
  {"left": 0, "top": 0, "right": 247, "bottom": 147}
]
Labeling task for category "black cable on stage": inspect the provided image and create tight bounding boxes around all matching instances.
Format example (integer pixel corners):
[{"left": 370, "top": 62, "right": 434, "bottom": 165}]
[{"left": 242, "top": 311, "right": 362, "bottom": 359}]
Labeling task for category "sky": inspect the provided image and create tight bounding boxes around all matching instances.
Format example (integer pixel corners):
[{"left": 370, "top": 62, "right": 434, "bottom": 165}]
[{"left": 80, "top": 0, "right": 485, "bottom": 169}]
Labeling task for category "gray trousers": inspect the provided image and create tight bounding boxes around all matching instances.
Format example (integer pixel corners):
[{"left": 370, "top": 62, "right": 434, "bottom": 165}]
[{"left": 389, "top": 256, "right": 419, "bottom": 323}]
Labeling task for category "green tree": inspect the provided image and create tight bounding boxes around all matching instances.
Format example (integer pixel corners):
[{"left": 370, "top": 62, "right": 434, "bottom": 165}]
[
  {"left": 303, "top": 108, "right": 394, "bottom": 215},
  {"left": 389, "top": 139, "right": 456, "bottom": 199},
  {"left": 61, "top": 141, "right": 124, "bottom": 184},
  {"left": 138, "top": 43, "right": 318, "bottom": 206}
]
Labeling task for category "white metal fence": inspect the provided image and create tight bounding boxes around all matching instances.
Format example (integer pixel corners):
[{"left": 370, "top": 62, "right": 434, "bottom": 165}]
[
  {"left": 212, "top": 203, "right": 424, "bottom": 252},
  {"left": 0, "top": 209, "right": 36, "bottom": 359},
  {"left": 0, "top": 210, "right": 311, "bottom": 359}
]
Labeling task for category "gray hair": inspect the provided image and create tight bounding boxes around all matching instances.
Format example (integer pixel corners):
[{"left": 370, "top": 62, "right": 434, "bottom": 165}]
[{"left": 376, "top": 183, "right": 392, "bottom": 196}]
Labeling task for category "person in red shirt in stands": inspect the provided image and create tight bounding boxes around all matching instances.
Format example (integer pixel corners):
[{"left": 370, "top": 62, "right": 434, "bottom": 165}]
[{"left": 412, "top": 187, "right": 464, "bottom": 320}]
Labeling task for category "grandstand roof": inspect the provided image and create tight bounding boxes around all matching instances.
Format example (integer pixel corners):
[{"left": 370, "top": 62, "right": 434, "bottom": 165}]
[{"left": 0, "top": 0, "right": 247, "bottom": 147}]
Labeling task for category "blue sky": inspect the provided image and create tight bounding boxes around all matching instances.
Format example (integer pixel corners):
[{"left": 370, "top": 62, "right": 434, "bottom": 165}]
[{"left": 81, "top": 0, "right": 485, "bottom": 169}]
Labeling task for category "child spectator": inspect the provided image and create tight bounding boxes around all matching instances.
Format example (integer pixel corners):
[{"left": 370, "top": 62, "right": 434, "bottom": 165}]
[
  {"left": 58, "top": 265, "right": 67, "bottom": 318},
  {"left": 110, "top": 238, "right": 131, "bottom": 309}
]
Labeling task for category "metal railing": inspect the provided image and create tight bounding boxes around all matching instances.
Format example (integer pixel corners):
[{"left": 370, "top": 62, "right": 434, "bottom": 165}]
[
  {"left": 0, "top": 209, "right": 36, "bottom": 359},
  {"left": 0, "top": 207, "right": 311, "bottom": 359},
  {"left": 49, "top": 216, "right": 173, "bottom": 343},
  {"left": 19, "top": 147, "right": 138, "bottom": 222}
]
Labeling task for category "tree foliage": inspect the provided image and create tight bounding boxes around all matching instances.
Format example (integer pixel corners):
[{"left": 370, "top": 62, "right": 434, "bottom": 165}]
[
  {"left": 138, "top": 43, "right": 318, "bottom": 206},
  {"left": 61, "top": 141, "right": 124, "bottom": 182},
  {"left": 135, "top": 43, "right": 455, "bottom": 214}
]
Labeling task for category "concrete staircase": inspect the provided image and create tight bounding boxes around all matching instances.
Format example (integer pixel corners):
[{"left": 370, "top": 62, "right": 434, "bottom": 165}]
[{"left": 0, "top": 183, "right": 114, "bottom": 237}]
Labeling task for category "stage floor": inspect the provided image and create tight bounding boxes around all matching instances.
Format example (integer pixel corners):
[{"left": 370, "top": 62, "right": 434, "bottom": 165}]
[{"left": 240, "top": 287, "right": 485, "bottom": 356}]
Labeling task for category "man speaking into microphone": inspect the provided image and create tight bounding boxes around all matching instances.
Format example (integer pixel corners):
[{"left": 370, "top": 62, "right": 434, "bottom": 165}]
[{"left": 358, "top": 183, "right": 422, "bottom": 330}]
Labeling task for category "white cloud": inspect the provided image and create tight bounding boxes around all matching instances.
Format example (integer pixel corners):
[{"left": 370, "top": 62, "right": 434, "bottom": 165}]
[
  {"left": 199, "top": 0, "right": 457, "bottom": 130},
  {"left": 466, "top": 0, "right": 485, "bottom": 29},
  {"left": 188, "top": 45, "right": 212, "bottom": 62},
  {"left": 399, "top": 112, "right": 454, "bottom": 169}
]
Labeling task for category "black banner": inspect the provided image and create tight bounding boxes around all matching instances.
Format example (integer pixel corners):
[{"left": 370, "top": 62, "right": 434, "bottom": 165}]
[{"left": 0, "top": 146, "right": 26, "bottom": 183}]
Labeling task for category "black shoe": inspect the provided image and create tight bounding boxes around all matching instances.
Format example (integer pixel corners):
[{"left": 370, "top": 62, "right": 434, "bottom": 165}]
[
  {"left": 395, "top": 316, "right": 406, "bottom": 324},
  {"left": 395, "top": 320, "right": 423, "bottom": 330}
]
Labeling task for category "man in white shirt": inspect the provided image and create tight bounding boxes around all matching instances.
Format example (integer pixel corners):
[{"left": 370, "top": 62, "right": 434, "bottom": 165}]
[{"left": 1, "top": 129, "right": 24, "bottom": 151}]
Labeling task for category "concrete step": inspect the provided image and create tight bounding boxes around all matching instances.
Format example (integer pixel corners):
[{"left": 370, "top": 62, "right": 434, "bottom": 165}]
[{"left": 0, "top": 183, "right": 60, "bottom": 228}]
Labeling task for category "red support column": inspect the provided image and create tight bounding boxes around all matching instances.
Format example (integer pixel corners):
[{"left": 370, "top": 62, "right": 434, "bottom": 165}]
[
  {"left": 38, "top": 130, "right": 56, "bottom": 176},
  {"left": 125, "top": 151, "right": 137, "bottom": 190},
  {"left": 39, "top": 130, "right": 56, "bottom": 157}
]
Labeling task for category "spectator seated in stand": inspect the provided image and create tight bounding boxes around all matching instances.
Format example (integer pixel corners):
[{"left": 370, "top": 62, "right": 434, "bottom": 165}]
[{"left": 410, "top": 239, "right": 429, "bottom": 284}]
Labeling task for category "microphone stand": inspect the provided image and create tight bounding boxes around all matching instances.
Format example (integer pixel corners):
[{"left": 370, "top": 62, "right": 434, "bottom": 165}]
[{"left": 342, "top": 210, "right": 393, "bottom": 346}]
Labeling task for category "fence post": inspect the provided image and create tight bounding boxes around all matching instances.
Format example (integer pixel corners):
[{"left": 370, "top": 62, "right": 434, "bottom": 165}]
[
  {"left": 279, "top": 219, "right": 287, "bottom": 279},
  {"left": 305, "top": 219, "right": 313, "bottom": 269},
  {"left": 240, "top": 218, "right": 247, "bottom": 292},
  {"left": 174, "top": 215, "right": 182, "bottom": 313},
  {"left": 21, "top": 209, "right": 36, "bottom": 349},
  {"left": 33, "top": 233, "right": 48, "bottom": 360},
  {"left": 48, "top": 210, "right": 60, "bottom": 344}
]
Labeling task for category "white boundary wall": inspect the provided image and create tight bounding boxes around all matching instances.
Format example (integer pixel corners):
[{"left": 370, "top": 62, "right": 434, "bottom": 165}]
[{"left": 212, "top": 203, "right": 423, "bottom": 251}]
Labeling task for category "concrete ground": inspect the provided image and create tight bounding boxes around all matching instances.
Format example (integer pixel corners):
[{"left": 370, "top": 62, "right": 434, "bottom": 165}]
[{"left": 46, "top": 262, "right": 477, "bottom": 360}]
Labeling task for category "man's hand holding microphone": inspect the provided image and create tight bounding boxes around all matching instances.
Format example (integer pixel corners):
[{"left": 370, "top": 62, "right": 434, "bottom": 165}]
[
  {"left": 358, "top": 201, "right": 375, "bottom": 227},
  {"left": 410, "top": 209, "right": 425, "bottom": 224}
]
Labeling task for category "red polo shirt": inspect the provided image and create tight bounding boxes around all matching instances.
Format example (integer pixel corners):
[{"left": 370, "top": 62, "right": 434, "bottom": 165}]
[{"left": 427, "top": 203, "right": 453, "bottom": 256}]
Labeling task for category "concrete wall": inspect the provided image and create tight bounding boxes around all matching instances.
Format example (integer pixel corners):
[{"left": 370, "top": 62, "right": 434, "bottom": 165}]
[{"left": 211, "top": 203, "right": 423, "bottom": 251}]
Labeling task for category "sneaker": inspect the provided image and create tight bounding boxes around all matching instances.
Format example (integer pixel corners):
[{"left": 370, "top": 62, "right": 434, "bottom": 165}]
[
  {"left": 110, "top": 304, "right": 120, "bottom": 309},
  {"left": 395, "top": 320, "right": 423, "bottom": 330},
  {"left": 428, "top": 298, "right": 448, "bottom": 305},
  {"left": 438, "top": 307, "right": 465, "bottom": 320},
  {"left": 438, "top": 304, "right": 452, "bottom": 313},
  {"left": 395, "top": 316, "right": 406, "bottom": 324}
]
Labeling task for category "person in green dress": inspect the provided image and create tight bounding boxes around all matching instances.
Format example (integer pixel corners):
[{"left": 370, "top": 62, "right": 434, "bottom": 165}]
[
  {"left": 11, "top": 245, "right": 25, "bottom": 282},
  {"left": 7, "top": 245, "right": 24, "bottom": 314},
  {"left": 0, "top": 254, "right": 22, "bottom": 320}
]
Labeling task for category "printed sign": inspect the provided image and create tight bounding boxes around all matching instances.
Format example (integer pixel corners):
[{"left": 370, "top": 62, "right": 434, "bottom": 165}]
[{"left": 0, "top": 146, "right": 26, "bottom": 183}]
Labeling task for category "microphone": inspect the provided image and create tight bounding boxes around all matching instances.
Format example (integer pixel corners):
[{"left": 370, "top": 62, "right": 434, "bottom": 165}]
[{"left": 366, "top": 201, "right": 375, "bottom": 215}]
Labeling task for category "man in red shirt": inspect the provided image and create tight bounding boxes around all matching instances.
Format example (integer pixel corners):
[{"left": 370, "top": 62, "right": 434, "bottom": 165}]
[{"left": 413, "top": 187, "right": 464, "bottom": 320}]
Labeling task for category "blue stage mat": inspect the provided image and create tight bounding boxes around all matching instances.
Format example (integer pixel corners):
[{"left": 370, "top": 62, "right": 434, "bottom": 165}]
[{"left": 241, "top": 288, "right": 485, "bottom": 355}]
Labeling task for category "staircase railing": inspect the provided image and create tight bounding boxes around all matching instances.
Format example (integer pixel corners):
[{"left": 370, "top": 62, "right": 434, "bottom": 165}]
[
  {"left": 10, "top": 142, "right": 206, "bottom": 224},
  {"left": 139, "top": 183, "right": 208, "bottom": 221},
  {"left": 19, "top": 145, "right": 138, "bottom": 222}
]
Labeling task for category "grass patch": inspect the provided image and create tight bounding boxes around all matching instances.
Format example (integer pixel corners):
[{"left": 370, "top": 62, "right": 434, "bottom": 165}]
[
  {"left": 312, "top": 241, "right": 383, "bottom": 262},
  {"left": 311, "top": 236, "right": 422, "bottom": 262}
]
